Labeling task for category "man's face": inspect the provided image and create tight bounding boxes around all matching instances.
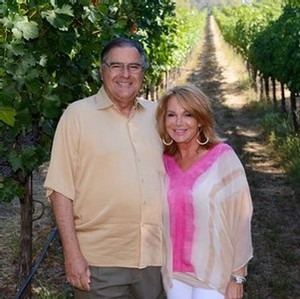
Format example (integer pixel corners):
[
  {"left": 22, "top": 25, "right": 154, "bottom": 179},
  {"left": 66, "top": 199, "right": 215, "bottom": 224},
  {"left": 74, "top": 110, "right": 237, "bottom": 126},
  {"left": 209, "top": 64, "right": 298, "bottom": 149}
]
[{"left": 100, "top": 46, "right": 144, "bottom": 106}]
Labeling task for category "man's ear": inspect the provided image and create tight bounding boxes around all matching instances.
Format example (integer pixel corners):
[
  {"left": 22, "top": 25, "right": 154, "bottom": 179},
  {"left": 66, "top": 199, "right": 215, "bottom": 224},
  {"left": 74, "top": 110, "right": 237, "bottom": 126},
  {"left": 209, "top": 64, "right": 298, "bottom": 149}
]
[{"left": 99, "top": 68, "right": 103, "bottom": 81}]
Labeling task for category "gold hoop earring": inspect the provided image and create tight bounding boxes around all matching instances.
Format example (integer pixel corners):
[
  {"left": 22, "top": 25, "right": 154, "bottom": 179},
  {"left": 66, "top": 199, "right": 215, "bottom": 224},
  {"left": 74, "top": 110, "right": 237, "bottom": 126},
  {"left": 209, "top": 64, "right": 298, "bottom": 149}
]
[
  {"left": 162, "top": 137, "right": 173, "bottom": 146},
  {"left": 197, "top": 131, "right": 209, "bottom": 146}
]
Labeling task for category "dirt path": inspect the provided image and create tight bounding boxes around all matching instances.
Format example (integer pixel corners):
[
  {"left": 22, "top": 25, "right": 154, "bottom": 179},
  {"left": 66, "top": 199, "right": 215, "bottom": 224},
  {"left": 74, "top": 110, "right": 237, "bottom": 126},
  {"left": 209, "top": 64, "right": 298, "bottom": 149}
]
[
  {"left": 1, "top": 15, "right": 299, "bottom": 299},
  {"left": 180, "top": 16, "right": 299, "bottom": 299}
]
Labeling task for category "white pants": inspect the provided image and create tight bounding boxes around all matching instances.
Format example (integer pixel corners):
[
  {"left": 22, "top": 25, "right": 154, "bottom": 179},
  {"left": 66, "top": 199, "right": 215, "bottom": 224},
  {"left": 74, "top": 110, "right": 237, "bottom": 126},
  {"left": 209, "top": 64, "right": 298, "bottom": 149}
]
[{"left": 167, "top": 279, "right": 224, "bottom": 299}]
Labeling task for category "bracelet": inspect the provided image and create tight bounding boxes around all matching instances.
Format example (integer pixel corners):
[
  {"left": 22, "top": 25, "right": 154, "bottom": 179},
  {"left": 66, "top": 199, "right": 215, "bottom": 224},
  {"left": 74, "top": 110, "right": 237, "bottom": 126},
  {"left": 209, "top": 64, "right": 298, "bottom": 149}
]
[{"left": 230, "top": 274, "right": 246, "bottom": 284}]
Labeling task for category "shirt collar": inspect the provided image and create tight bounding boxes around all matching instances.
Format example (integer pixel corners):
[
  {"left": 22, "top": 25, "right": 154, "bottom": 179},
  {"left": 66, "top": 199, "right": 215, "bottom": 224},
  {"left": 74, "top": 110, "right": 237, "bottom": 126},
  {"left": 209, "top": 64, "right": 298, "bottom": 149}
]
[{"left": 94, "top": 86, "right": 146, "bottom": 111}]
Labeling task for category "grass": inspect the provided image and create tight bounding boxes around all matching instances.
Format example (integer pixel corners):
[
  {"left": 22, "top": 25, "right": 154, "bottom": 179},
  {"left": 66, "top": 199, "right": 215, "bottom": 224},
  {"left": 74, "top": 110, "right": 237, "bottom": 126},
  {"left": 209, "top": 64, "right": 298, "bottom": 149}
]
[{"left": 260, "top": 107, "right": 300, "bottom": 187}]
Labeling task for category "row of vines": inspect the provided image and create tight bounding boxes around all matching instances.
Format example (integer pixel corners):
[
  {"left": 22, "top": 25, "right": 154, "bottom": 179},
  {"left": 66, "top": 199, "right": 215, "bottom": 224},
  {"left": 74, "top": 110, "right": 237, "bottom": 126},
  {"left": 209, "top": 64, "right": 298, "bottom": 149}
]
[
  {"left": 1, "top": 1, "right": 206, "bottom": 296},
  {"left": 214, "top": 0, "right": 300, "bottom": 131}
]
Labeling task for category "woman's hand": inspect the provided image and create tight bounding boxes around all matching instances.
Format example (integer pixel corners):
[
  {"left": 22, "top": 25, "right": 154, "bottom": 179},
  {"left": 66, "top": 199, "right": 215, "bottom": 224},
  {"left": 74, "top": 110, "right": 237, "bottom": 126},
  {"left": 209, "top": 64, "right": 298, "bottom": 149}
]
[{"left": 224, "top": 280, "right": 244, "bottom": 299}]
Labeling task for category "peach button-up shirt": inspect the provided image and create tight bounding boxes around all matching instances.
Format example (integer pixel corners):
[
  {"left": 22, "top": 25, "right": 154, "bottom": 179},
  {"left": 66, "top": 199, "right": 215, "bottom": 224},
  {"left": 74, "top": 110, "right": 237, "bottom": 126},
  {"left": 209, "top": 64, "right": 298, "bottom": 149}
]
[{"left": 44, "top": 87, "right": 165, "bottom": 268}]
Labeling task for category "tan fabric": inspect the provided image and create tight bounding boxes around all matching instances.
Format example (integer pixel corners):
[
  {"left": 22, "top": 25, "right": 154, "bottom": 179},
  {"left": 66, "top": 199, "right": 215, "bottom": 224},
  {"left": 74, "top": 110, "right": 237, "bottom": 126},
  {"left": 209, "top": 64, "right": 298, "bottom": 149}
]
[
  {"left": 44, "top": 87, "right": 165, "bottom": 268},
  {"left": 174, "top": 272, "right": 213, "bottom": 289}
]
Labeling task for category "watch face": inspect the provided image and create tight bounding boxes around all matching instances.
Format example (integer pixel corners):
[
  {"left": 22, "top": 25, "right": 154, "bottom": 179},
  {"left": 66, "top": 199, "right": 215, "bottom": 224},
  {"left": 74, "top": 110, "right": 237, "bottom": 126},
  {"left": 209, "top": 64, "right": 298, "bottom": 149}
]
[{"left": 230, "top": 275, "right": 246, "bottom": 284}]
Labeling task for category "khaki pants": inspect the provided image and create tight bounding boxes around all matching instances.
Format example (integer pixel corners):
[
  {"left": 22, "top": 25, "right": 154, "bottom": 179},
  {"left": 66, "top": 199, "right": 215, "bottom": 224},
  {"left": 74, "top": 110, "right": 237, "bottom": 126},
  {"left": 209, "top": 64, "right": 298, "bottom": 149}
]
[{"left": 74, "top": 266, "right": 166, "bottom": 299}]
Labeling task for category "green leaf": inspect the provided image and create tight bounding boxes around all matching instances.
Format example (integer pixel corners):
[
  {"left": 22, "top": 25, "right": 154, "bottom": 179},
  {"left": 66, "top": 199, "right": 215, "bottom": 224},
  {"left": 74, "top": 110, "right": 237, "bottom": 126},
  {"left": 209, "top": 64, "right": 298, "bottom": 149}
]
[
  {"left": 8, "top": 151, "right": 23, "bottom": 172},
  {"left": 39, "top": 54, "right": 48, "bottom": 67},
  {"left": 12, "top": 28, "right": 23, "bottom": 39},
  {"left": 22, "top": 146, "right": 37, "bottom": 170},
  {"left": 13, "top": 17, "right": 39, "bottom": 40},
  {"left": 42, "top": 5, "right": 74, "bottom": 30},
  {"left": 56, "top": 5, "right": 74, "bottom": 17},
  {"left": 42, "top": 93, "right": 61, "bottom": 118},
  {"left": 0, "top": 178, "right": 23, "bottom": 202},
  {"left": 0, "top": 107, "right": 16, "bottom": 126},
  {"left": 5, "top": 42, "right": 25, "bottom": 56}
]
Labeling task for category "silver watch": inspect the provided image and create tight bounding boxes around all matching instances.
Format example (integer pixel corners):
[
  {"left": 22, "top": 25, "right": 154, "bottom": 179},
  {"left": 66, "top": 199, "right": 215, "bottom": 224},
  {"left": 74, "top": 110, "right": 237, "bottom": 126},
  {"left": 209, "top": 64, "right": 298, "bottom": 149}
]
[{"left": 230, "top": 274, "right": 246, "bottom": 284}]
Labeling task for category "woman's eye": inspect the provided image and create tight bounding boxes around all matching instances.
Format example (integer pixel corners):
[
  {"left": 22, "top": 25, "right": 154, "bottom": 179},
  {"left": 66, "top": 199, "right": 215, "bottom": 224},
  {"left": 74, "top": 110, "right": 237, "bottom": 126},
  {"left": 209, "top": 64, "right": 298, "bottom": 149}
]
[
  {"left": 166, "top": 113, "right": 175, "bottom": 117},
  {"left": 184, "top": 112, "right": 192, "bottom": 117}
]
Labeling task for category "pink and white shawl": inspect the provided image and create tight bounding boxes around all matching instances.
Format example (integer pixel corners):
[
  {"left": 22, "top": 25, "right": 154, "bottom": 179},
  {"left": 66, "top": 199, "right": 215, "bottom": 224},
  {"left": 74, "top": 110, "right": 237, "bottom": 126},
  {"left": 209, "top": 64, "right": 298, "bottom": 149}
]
[{"left": 162, "top": 143, "right": 253, "bottom": 294}]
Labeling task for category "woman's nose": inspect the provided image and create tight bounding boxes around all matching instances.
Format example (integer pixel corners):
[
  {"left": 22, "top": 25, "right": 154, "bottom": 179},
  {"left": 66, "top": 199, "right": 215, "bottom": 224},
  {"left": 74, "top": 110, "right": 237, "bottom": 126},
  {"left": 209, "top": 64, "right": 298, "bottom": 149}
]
[{"left": 176, "top": 116, "right": 183, "bottom": 125}]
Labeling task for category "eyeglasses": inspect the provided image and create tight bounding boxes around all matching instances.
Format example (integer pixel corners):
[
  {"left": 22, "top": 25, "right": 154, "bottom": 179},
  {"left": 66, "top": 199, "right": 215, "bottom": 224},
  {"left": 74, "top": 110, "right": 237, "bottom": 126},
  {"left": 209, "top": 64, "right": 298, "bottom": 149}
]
[{"left": 102, "top": 61, "right": 144, "bottom": 74}]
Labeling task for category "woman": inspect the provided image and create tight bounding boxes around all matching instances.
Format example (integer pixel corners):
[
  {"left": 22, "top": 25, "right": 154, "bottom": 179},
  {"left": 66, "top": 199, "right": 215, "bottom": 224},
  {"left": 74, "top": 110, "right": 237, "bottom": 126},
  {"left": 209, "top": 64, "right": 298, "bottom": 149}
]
[{"left": 157, "top": 85, "right": 253, "bottom": 299}]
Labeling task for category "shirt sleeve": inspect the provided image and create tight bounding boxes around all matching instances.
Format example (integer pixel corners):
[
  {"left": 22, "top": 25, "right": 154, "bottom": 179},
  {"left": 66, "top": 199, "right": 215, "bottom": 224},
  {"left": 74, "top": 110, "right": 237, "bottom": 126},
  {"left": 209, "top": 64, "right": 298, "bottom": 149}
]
[
  {"left": 227, "top": 151, "right": 253, "bottom": 272},
  {"left": 44, "top": 104, "right": 80, "bottom": 201}
]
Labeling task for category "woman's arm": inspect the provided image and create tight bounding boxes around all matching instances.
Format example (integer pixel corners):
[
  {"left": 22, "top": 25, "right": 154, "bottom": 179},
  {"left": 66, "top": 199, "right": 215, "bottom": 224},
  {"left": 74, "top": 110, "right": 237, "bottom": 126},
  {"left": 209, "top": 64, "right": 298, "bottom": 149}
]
[{"left": 224, "top": 265, "right": 247, "bottom": 299}]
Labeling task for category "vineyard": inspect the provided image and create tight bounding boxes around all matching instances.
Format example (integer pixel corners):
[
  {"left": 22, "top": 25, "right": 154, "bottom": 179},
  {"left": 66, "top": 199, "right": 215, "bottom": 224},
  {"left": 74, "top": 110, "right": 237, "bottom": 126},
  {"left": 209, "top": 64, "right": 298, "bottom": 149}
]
[
  {"left": 214, "top": 0, "right": 300, "bottom": 187},
  {"left": 1, "top": 0, "right": 300, "bottom": 298},
  {"left": 214, "top": 0, "right": 300, "bottom": 129}
]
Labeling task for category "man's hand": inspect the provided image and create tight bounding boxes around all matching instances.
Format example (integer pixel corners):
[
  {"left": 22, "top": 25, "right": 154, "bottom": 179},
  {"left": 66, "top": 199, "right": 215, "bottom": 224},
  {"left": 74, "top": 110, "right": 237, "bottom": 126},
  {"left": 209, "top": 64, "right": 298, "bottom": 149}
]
[
  {"left": 65, "top": 253, "right": 91, "bottom": 291},
  {"left": 50, "top": 191, "right": 91, "bottom": 292}
]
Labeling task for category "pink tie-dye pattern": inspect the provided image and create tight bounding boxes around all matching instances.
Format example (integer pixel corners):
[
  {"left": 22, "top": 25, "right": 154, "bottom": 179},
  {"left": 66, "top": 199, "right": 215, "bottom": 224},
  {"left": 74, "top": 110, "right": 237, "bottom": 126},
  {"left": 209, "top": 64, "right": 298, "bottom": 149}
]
[{"left": 164, "top": 143, "right": 231, "bottom": 273}]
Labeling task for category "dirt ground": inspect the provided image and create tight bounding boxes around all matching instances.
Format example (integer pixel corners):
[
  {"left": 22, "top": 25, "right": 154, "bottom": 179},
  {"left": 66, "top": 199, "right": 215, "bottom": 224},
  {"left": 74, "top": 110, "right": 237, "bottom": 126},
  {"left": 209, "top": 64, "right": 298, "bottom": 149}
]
[{"left": 1, "top": 15, "right": 299, "bottom": 299}]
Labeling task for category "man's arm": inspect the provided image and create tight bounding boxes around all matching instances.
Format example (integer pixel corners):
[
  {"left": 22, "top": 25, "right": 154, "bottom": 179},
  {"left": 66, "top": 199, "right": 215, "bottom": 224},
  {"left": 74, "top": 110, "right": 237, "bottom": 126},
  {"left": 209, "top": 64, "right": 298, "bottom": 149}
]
[{"left": 50, "top": 191, "right": 91, "bottom": 291}]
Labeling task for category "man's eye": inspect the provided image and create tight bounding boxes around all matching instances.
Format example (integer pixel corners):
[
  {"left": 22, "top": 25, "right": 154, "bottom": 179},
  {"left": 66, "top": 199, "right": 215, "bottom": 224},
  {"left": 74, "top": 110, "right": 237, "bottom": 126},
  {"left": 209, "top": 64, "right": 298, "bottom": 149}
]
[
  {"left": 129, "top": 64, "right": 141, "bottom": 71},
  {"left": 110, "top": 63, "right": 122, "bottom": 69}
]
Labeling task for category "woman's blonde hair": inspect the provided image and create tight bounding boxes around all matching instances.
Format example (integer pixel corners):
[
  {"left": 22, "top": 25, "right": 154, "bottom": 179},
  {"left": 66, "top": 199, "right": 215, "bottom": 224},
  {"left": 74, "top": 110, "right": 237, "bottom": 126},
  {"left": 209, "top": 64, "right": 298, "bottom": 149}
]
[{"left": 156, "top": 84, "right": 224, "bottom": 156}]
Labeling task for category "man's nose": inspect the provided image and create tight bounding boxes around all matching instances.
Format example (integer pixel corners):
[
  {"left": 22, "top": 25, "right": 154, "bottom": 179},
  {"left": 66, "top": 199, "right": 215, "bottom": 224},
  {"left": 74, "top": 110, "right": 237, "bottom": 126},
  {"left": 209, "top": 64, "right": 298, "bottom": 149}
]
[{"left": 120, "top": 65, "right": 131, "bottom": 76}]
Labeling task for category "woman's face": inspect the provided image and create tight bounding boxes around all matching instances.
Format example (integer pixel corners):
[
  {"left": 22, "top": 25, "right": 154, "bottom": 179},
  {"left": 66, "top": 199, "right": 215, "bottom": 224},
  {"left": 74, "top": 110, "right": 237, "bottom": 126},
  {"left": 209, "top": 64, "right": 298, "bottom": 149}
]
[{"left": 165, "top": 96, "right": 199, "bottom": 145}]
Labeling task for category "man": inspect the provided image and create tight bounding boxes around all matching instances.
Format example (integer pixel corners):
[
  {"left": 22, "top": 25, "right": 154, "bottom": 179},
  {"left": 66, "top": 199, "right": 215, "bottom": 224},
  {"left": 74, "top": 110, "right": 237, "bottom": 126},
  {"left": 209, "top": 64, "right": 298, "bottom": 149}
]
[{"left": 44, "top": 38, "right": 166, "bottom": 299}]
